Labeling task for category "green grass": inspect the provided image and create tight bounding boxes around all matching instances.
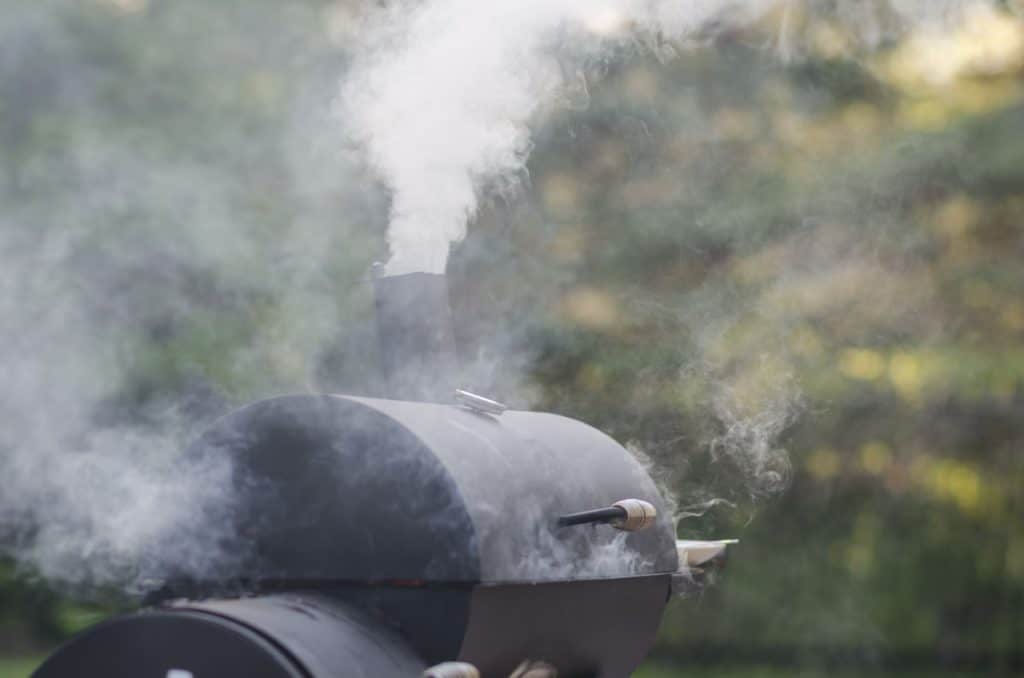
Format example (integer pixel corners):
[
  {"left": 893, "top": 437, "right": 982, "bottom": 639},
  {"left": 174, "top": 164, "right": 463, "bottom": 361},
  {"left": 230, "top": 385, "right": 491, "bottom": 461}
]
[
  {"left": 635, "top": 665, "right": 1007, "bottom": 678},
  {"left": 637, "top": 668, "right": 783, "bottom": 678},
  {"left": 0, "top": 657, "right": 42, "bottom": 678}
]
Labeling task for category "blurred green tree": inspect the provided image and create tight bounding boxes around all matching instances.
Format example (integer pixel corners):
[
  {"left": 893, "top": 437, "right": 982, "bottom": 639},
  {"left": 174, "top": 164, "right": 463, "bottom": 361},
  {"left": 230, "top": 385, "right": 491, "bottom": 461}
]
[{"left": 1, "top": 0, "right": 1022, "bottom": 674}]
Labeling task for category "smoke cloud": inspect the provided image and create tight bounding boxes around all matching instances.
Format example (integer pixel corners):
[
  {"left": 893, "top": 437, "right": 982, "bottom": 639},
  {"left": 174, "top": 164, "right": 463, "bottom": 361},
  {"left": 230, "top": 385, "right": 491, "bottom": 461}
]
[
  {"left": 0, "top": 211, "right": 242, "bottom": 591},
  {"left": 0, "top": 0, "right": 373, "bottom": 592},
  {"left": 0, "top": 0, "right": 1001, "bottom": 595},
  {"left": 342, "top": 0, "right": 994, "bottom": 537},
  {"left": 341, "top": 0, "right": 992, "bottom": 275}
]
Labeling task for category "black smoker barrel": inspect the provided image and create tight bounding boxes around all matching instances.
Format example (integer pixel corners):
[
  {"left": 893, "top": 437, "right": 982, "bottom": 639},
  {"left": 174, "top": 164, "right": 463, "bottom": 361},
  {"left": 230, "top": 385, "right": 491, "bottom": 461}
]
[
  {"left": 35, "top": 593, "right": 426, "bottom": 677},
  {"left": 34, "top": 274, "right": 682, "bottom": 678}
]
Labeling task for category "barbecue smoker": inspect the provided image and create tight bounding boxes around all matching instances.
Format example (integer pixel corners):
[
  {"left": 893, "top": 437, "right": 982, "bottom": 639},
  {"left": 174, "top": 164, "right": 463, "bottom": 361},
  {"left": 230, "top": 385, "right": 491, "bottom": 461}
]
[{"left": 35, "top": 273, "right": 732, "bottom": 678}]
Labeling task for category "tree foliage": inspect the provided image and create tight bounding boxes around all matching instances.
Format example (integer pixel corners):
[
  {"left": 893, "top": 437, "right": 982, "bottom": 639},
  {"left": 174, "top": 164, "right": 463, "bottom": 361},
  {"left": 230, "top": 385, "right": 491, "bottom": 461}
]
[{"left": 1, "top": 0, "right": 1022, "bottom": 672}]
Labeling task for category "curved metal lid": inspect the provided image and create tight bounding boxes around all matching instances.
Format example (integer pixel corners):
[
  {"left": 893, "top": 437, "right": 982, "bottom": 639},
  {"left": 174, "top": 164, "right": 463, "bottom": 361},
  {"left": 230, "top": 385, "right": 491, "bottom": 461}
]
[{"left": 186, "top": 394, "right": 678, "bottom": 585}]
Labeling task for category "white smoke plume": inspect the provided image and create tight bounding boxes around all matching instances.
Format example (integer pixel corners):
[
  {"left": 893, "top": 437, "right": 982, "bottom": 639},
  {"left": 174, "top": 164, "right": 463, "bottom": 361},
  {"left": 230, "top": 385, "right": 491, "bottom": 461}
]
[
  {"left": 0, "top": 0, "right": 366, "bottom": 593},
  {"left": 341, "top": 0, "right": 993, "bottom": 275},
  {"left": 0, "top": 220, "right": 244, "bottom": 592},
  {"left": 0, "top": 0, "right": 998, "bottom": 596},
  {"left": 341, "top": 0, "right": 992, "bottom": 539}
]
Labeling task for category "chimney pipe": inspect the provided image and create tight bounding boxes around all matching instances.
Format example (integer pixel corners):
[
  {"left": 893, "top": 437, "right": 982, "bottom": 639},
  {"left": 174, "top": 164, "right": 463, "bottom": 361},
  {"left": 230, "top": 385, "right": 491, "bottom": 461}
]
[{"left": 373, "top": 267, "right": 459, "bottom": 402}]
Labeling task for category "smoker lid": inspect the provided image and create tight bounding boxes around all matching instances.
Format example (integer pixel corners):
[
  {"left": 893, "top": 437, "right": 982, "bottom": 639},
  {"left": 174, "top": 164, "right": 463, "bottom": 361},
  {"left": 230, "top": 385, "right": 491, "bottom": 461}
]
[{"left": 186, "top": 394, "right": 678, "bottom": 585}]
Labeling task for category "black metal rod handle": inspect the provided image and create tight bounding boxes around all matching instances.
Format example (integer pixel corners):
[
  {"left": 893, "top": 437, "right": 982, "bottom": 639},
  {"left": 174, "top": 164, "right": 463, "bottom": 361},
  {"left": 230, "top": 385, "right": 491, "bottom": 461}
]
[
  {"left": 557, "top": 499, "right": 658, "bottom": 532},
  {"left": 557, "top": 506, "right": 626, "bottom": 527}
]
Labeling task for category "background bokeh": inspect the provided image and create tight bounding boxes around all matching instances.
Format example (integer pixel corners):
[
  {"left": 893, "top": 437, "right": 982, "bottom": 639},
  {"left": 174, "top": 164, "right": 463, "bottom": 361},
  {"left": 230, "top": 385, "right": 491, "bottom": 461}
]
[{"left": 1, "top": 1, "right": 1023, "bottom": 676}]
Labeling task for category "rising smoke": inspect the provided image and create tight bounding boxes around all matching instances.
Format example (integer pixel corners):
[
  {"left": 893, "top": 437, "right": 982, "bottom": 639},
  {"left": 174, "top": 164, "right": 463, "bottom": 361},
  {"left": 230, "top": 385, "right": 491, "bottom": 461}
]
[
  {"left": 342, "top": 0, "right": 991, "bottom": 275},
  {"left": 0, "top": 0, "right": 374, "bottom": 592},
  {"left": 341, "top": 0, "right": 994, "bottom": 525},
  {"left": 0, "top": 0, "right": 1000, "bottom": 593}
]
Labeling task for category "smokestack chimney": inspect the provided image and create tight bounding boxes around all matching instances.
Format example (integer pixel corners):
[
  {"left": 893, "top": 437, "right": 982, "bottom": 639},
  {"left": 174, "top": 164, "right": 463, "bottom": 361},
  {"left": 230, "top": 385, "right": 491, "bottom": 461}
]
[{"left": 372, "top": 267, "right": 459, "bottom": 401}]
